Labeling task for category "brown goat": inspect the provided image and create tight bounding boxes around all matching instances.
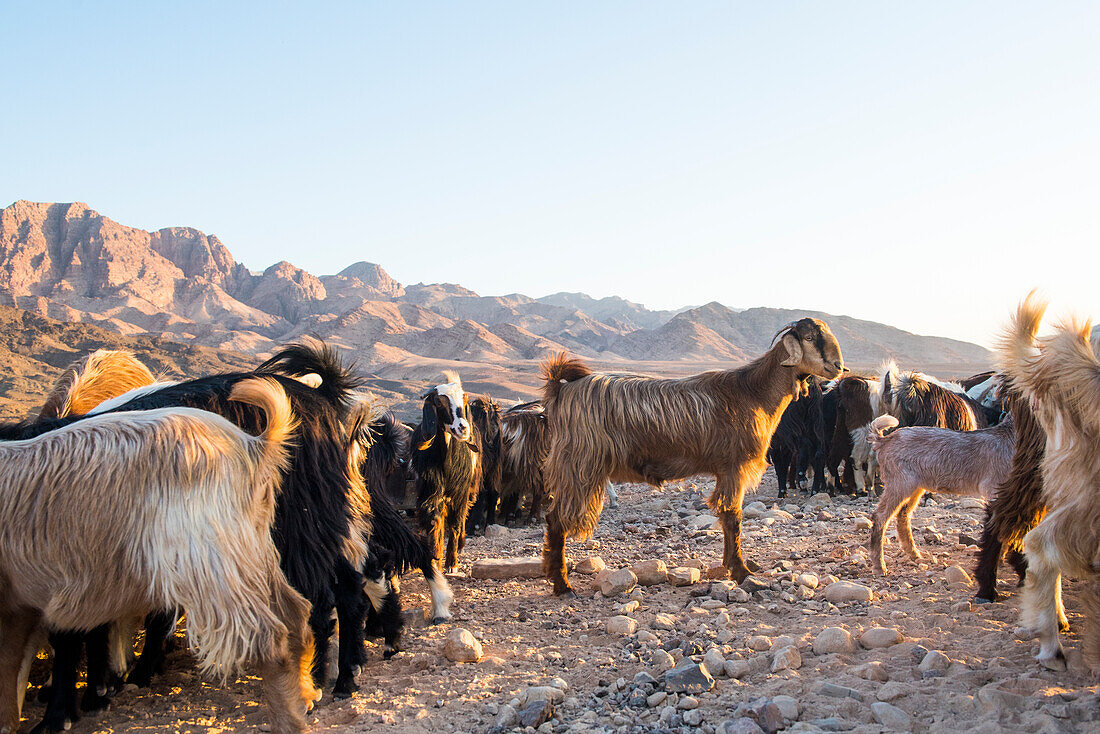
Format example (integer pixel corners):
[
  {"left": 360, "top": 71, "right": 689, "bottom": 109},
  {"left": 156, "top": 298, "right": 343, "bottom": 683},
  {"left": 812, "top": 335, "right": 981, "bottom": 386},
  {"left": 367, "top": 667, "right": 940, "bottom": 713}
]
[
  {"left": 867, "top": 414, "right": 1016, "bottom": 575},
  {"left": 37, "top": 350, "right": 156, "bottom": 420},
  {"left": 499, "top": 401, "right": 551, "bottom": 524},
  {"left": 998, "top": 294, "right": 1100, "bottom": 675},
  {"left": 540, "top": 318, "right": 845, "bottom": 596},
  {"left": 973, "top": 380, "right": 1046, "bottom": 603},
  {"left": 832, "top": 375, "right": 881, "bottom": 494}
]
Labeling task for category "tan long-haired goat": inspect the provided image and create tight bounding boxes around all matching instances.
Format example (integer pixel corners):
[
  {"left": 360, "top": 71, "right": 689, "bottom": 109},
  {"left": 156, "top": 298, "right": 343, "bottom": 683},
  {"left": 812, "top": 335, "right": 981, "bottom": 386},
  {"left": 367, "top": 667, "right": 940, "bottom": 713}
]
[
  {"left": 540, "top": 318, "right": 845, "bottom": 596},
  {"left": 0, "top": 378, "right": 318, "bottom": 734},
  {"left": 37, "top": 349, "right": 157, "bottom": 420},
  {"left": 998, "top": 292, "right": 1100, "bottom": 676}
]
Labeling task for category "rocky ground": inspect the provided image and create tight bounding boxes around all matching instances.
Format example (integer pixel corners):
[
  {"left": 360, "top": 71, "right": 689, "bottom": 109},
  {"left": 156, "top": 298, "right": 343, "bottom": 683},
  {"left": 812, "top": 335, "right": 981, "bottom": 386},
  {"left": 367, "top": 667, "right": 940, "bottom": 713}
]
[{"left": 21, "top": 474, "right": 1099, "bottom": 734}]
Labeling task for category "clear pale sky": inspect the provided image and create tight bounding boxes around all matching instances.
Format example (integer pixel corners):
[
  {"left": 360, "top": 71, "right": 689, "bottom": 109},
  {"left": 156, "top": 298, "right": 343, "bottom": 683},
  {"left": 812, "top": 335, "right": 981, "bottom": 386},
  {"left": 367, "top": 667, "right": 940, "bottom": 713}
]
[{"left": 3, "top": 2, "right": 1099, "bottom": 346}]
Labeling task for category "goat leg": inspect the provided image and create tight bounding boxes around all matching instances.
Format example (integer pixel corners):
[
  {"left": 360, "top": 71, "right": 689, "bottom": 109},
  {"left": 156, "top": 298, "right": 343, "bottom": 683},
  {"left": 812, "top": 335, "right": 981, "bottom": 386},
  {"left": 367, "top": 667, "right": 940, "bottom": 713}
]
[
  {"left": 0, "top": 607, "right": 42, "bottom": 734},
  {"left": 127, "top": 610, "right": 175, "bottom": 688},
  {"left": 33, "top": 631, "right": 83, "bottom": 734},
  {"left": 543, "top": 509, "right": 574, "bottom": 597},
  {"left": 332, "top": 559, "right": 368, "bottom": 699},
  {"left": 80, "top": 625, "right": 112, "bottom": 713}
]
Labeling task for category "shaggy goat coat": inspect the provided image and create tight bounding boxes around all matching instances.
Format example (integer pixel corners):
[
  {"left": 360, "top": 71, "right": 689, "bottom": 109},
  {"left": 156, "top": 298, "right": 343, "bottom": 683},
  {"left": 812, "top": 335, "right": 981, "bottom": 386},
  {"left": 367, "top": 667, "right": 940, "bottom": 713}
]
[
  {"left": 998, "top": 294, "right": 1100, "bottom": 674},
  {"left": 0, "top": 379, "right": 318, "bottom": 734},
  {"left": 499, "top": 401, "right": 551, "bottom": 524},
  {"left": 37, "top": 349, "right": 157, "bottom": 420},
  {"left": 468, "top": 397, "right": 505, "bottom": 530},
  {"left": 973, "top": 379, "right": 1046, "bottom": 602},
  {"left": 867, "top": 414, "right": 1016, "bottom": 575},
  {"left": 540, "top": 318, "right": 845, "bottom": 596}
]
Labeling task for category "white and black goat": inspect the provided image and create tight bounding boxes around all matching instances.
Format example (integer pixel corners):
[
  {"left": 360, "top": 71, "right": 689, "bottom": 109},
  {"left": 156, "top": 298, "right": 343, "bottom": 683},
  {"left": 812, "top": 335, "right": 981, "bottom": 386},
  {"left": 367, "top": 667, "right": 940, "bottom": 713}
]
[
  {"left": 0, "top": 378, "right": 319, "bottom": 734},
  {"left": 411, "top": 372, "right": 483, "bottom": 572}
]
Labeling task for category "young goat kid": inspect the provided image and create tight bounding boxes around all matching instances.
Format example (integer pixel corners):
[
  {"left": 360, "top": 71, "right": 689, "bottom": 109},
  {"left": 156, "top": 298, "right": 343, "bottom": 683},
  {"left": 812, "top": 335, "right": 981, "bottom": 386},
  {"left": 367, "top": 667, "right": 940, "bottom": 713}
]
[
  {"left": 540, "top": 318, "right": 845, "bottom": 596},
  {"left": 0, "top": 379, "right": 319, "bottom": 734},
  {"left": 867, "top": 414, "right": 1016, "bottom": 575},
  {"left": 999, "top": 293, "right": 1100, "bottom": 675},
  {"left": 412, "top": 372, "right": 483, "bottom": 573}
]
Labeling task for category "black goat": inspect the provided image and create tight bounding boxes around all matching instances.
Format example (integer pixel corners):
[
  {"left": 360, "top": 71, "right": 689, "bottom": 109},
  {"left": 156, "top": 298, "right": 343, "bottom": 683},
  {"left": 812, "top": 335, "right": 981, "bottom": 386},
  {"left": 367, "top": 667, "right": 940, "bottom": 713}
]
[
  {"left": 468, "top": 397, "right": 505, "bottom": 531},
  {"left": 411, "top": 371, "right": 483, "bottom": 572},
  {"left": 12, "top": 343, "right": 372, "bottom": 732},
  {"left": 499, "top": 401, "right": 551, "bottom": 525},
  {"left": 768, "top": 377, "right": 827, "bottom": 498}
]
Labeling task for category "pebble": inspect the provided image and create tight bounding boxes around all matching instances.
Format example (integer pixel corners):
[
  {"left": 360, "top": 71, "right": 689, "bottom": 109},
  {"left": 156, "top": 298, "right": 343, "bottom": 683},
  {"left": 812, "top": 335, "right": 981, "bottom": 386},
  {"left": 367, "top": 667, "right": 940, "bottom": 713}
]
[
  {"left": 729, "top": 587, "right": 752, "bottom": 603},
  {"left": 852, "top": 661, "right": 889, "bottom": 681},
  {"left": 860, "top": 627, "right": 903, "bottom": 649},
  {"left": 823, "top": 580, "right": 873, "bottom": 603},
  {"left": 647, "top": 691, "right": 667, "bottom": 708},
  {"left": 853, "top": 516, "right": 873, "bottom": 530},
  {"left": 724, "top": 659, "right": 752, "bottom": 678},
  {"left": 703, "top": 648, "right": 726, "bottom": 674},
  {"left": 817, "top": 682, "right": 863, "bottom": 700},
  {"left": 664, "top": 662, "right": 715, "bottom": 694},
  {"left": 870, "top": 701, "right": 912, "bottom": 730},
  {"left": 668, "top": 566, "right": 702, "bottom": 586},
  {"left": 771, "top": 695, "right": 800, "bottom": 721},
  {"left": 631, "top": 559, "right": 669, "bottom": 586},
  {"left": 494, "top": 703, "right": 518, "bottom": 728},
  {"left": 720, "top": 718, "right": 766, "bottom": 734},
  {"left": 652, "top": 613, "right": 677, "bottom": 630},
  {"left": 616, "top": 600, "right": 640, "bottom": 615},
  {"left": 876, "top": 681, "right": 907, "bottom": 702},
  {"left": 684, "top": 709, "right": 705, "bottom": 726},
  {"left": 747, "top": 635, "right": 773, "bottom": 651},
  {"left": 743, "top": 501, "right": 768, "bottom": 518},
  {"left": 601, "top": 568, "right": 638, "bottom": 596},
  {"left": 771, "top": 645, "right": 802, "bottom": 672},
  {"left": 650, "top": 648, "right": 675, "bottom": 671},
  {"left": 575, "top": 556, "right": 606, "bottom": 574},
  {"left": 677, "top": 695, "right": 700, "bottom": 710},
  {"left": 484, "top": 524, "right": 509, "bottom": 538},
  {"left": 945, "top": 565, "right": 974, "bottom": 589},
  {"left": 605, "top": 615, "right": 637, "bottom": 635},
  {"left": 710, "top": 580, "right": 738, "bottom": 601},
  {"left": 813, "top": 627, "right": 855, "bottom": 655},
  {"left": 443, "top": 628, "right": 483, "bottom": 662},
  {"left": 523, "top": 686, "right": 565, "bottom": 706},
  {"left": 518, "top": 700, "right": 554, "bottom": 728},
  {"left": 740, "top": 576, "right": 772, "bottom": 593},
  {"left": 919, "top": 650, "right": 951, "bottom": 676},
  {"left": 795, "top": 573, "right": 819, "bottom": 589}
]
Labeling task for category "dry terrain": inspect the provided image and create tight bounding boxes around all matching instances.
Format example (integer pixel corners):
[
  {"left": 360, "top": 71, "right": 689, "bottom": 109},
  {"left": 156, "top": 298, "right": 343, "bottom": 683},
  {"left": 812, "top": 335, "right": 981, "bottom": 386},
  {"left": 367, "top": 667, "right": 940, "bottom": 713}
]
[{"left": 19, "top": 475, "right": 1099, "bottom": 734}]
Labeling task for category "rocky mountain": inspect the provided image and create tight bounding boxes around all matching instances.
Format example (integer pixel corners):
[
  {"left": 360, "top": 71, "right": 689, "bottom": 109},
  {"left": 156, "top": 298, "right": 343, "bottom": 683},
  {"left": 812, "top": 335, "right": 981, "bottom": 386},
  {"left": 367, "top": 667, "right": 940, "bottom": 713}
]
[{"left": 0, "top": 200, "right": 993, "bottom": 375}]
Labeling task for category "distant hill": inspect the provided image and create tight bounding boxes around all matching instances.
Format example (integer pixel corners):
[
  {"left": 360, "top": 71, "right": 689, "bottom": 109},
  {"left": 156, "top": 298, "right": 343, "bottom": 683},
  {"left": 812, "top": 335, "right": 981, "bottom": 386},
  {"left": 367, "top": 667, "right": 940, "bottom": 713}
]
[{"left": 0, "top": 200, "right": 992, "bottom": 377}]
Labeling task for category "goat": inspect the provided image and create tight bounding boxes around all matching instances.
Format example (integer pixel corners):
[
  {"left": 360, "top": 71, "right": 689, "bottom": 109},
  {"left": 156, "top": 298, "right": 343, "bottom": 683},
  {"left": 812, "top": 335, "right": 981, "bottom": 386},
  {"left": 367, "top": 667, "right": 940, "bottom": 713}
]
[
  {"left": 412, "top": 371, "right": 483, "bottom": 573},
  {"left": 768, "top": 377, "right": 827, "bottom": 498},
  {"left": 830, "top": 375, "right": 882, "bottom": 495},
  {"left": 360, "top": 410, "right": 412, "bottom": 507},
  {"left": 819, "top": 383, "right": 849, "bottom": 492},
  {"left": 37, "top": 349, "right": 156, "bottom": 420},
  {"left": 880, "top": 361, "right": 987, "bottom": 431},
  {"left": 6, "top": 342, "right": 373, "bottom": 706},
  {"left": 0, "top": 378, "right": 319, "bottom": 734},
  {"left": 867, "top": 414, "right": 1016, "bottom": 575},
  {"left": 540, "top": 318, "right": 845, "bottom": 596},
  {"left": 973, "top": 379, "right": 1046, "bottom": 603},
  {"left": 499, "top": 401, "right": 551, "bottom": 525},
  {"left": 998, "top": 293, "right": 1100, "bottom": 675},
  {"left": 468, "top": 397, "right": 505, "bottom": 531}
]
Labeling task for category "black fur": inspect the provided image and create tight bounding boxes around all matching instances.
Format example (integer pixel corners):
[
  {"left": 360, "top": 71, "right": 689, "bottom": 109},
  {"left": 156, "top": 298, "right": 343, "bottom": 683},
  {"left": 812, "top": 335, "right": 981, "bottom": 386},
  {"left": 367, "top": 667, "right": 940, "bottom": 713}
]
[
  {"left": 768, "top": 377, "right": 827, "bottom": 498},
  {"left": 468, "top": 397, "right": 504, "bottom": 531}
]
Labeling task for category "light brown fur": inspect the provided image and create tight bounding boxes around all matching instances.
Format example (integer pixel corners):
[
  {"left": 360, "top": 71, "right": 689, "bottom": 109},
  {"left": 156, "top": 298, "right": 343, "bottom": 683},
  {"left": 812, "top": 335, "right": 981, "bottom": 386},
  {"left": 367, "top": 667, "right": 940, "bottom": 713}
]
[
  {"left": 37, "top": 349, "right": 156, "bottom": 420},
  {"left": 540, "top": 319, "right": 844, "bottom": 596},
  {"left": 0, "top": 378, "right": 317, "bottom": 734},
  {"left": 998, "top": 292, "right": 1100, "bottom": 676}
]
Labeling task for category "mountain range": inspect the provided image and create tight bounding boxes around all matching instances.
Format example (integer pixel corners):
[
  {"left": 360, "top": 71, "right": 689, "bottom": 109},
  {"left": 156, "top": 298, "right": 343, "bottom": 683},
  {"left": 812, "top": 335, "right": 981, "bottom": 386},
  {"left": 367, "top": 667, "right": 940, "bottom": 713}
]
[{"left": 0, "top": 200, "right": 991, "bottom": 379}]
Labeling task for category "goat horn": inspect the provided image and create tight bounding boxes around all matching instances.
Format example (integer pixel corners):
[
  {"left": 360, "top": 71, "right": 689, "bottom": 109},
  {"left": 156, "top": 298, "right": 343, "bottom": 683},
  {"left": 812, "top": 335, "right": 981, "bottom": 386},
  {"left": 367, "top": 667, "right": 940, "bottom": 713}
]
[{"left": 770, "top": 320, "right": 799, "bottom": 346}]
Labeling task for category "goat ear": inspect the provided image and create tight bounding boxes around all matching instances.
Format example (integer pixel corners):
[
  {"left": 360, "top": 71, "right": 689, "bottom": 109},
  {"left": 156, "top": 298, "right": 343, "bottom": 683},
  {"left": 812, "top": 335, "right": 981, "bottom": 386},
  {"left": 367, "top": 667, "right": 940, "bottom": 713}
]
[
  {"left": 779, "top": 332, "right": 803, "bottom": 366},
  {"left": 417, "top": 435, "right": 435, "bottom": 451},
  {"left": 421, "top": 399, "right": 438, "bottom": 436}
]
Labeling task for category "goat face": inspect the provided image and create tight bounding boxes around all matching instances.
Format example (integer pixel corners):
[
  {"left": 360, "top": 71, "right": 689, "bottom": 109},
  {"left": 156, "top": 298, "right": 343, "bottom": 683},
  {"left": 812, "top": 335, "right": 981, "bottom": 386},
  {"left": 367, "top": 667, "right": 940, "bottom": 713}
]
[
  {"left": 776, "top": 318, "right": 845, "bottom": 380},
  {"left": 424, "top": 382, "right": 472, "bottom": 440}
]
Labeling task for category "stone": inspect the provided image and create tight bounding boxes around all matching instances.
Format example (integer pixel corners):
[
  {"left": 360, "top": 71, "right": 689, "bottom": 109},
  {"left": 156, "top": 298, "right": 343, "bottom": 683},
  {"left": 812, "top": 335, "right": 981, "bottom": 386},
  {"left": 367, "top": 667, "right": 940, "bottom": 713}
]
[
  {"left": 484, "top": 524, "right": 509, "bottom": 538},
  {"left": 720, "top": 718, "right": 766, "bottom": 734},
  {"left": 677, "top": 695, "right": 700, "bottom": 710},
  {"left": 471, "top": 556, "right": 543, "bottom": 580},
  {"left": 747, "top": 635, "right": 773, "bottom": 651},
  {"left": 664, "top": 663, "right": 715, "bottom": 694},
  {"left": 876, "top": 682, "right": 907, "bottom": 702},
  {"left": 817, "top": 682, "right": 862, "bottom": 700},
  {"left": 494, "top": 703, "right": 518, "bottom": 728},
  {"left": 703, "top": 648, "right": 726, "bottom": 674},
  {"left": 976, "top": 682, "right": 1026, "bottom": 712},
  {"left": 724, "top": 659, "right": 752, "bottom": 678},
  {"left": 631, "top": 559, "right": 669, "bottom": 586},
  {"left": 743, "top": 501, "right": 768, "bottom": 518},
  {"left": 601, "top": 568, "right": 638, "bottom": 596},
  {"left": 870, "top": 702, "right": 912, "bottom": 730},
  {"left": 518, "top": 700, "right": 554, "bottom": 728},
  {"left": 729, "top": 587, "right": 752, "bottom": 603},
  {"left": 961, "top": 497, "right": 986, "bottom": 510},
  {"left": 687, "top": 513, "right": 720, "bottom": 531},
  {"left": 813, "top": 627, "right": 855, "bottom": 655},
  {"left": 576, "top": 556, "right": 606, "bottom": 574},
  {"left": 606, "top": 615, "right": 637, "bottom": 635},
  {"left": 853, "top": 517, "right": 873, "bottom": 530},
  {"left": 652, "top": 613, "right": 677, "bottom": 631},
  {"left": 647, "top": 691, "right": 667, "bottom": 708},
  {"left": 684, "top": 709, "right": 705, "bottom": 726},
  {"left": 945, "top": 565, "right": 974, "bottom": 589},
  {"left": 710, "top": 580, "right": 739, "bottom": 602},
  {"left": 771, "top": 645, "right": 802, "bottom": 672},
  {"left": 771, "top": 695, "right": 800, "bottom": 721},
  {"left": 852, "top": 661, "right": 889, "bottom": 682},
  {"left": 523, "top": 686, "right": 566, "bottom": 706},
  {"left": 860, "top": 627, "right": 903, "bottom": 649},
  {"left": 823, "top": 581, "right": 873, "bottom": 603},
  {"left": 919, "top": 650, "right": 951, "bottom": 676},
  {"left": 740, "top": 576, "right": 772, "bottom": 593},
  {"left": 443, "top": 628, "right": 483, "bottom": 662},
  {"left": 668, "top": 566, "right": 702, "bottom": 586},
  {"left": 650, "top": 648, "right": 675, "bottom": 671},
  {"left": 795, "top": 573, "right": 819, "bottom": 589}
]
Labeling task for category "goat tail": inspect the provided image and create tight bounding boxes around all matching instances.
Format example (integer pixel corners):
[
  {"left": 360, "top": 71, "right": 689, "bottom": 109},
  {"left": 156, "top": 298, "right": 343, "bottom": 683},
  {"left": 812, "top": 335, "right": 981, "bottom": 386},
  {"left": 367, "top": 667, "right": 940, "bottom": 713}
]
[
  {"left": 868, "top": 414, "right": 899, "bottom": 450},
  {"left": 229, "top": 377, "right": 298, "bottom": 489},
  {"left": 38, "top": 349, "right": 156, "bottom": 419},
  {"left": 541, "top": 351, "right": 592, "bottom": 404},
  {"left": 1027, "top": 314, "right": 1100, "bottom": 431},
  {"left": 257, "top": 338, "right": 364, "bottom": 408},
  {"left": 996, "top": 291, "right": 1049, "bottom": 392}
]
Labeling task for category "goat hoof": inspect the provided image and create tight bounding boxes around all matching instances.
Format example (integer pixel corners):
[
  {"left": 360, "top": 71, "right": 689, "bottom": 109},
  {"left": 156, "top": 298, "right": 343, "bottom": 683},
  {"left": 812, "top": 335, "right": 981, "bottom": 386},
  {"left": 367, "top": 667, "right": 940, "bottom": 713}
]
[
  {"left": 332, "top": 677, "right": 358, "bottom": 699},
  {"left": 556, "top": 589, "right": 577, "bottom": 600},
  {"left": 383, "top": 646, "right": 400, "bottom": 660},
  {"left": 1038, "top": 649, "right": 1068, "bottom": 672},
  {"left": 430, "top": 616, "right": 451, "bottom": 625},
  {"left": 80, "top": 690, "right": 111, "bottom": 713},
  {"left": 972, "top": 595, "right": 995, "bottom": 605}
]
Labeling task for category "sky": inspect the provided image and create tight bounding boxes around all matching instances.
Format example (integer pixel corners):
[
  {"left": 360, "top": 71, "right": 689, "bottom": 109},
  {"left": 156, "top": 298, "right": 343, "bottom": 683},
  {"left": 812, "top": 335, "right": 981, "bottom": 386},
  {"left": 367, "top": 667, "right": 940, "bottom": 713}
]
[{"left": 3, "top": 2, "right": 1099, "bottom": 346}]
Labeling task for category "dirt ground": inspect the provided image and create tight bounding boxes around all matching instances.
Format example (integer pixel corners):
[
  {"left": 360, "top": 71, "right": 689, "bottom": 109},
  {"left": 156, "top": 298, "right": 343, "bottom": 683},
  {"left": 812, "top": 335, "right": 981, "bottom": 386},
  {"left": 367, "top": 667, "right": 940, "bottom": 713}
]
[{"left": 20, "top": 473, "right": 1099, "bottom": 734}]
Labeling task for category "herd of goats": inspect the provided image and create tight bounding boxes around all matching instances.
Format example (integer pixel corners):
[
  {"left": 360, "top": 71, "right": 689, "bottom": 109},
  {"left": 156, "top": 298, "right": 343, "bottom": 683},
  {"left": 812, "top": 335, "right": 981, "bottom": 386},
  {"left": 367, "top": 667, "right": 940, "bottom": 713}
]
[{"left": 0, "top": 292, "right": 1098, "bottom": 733}]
